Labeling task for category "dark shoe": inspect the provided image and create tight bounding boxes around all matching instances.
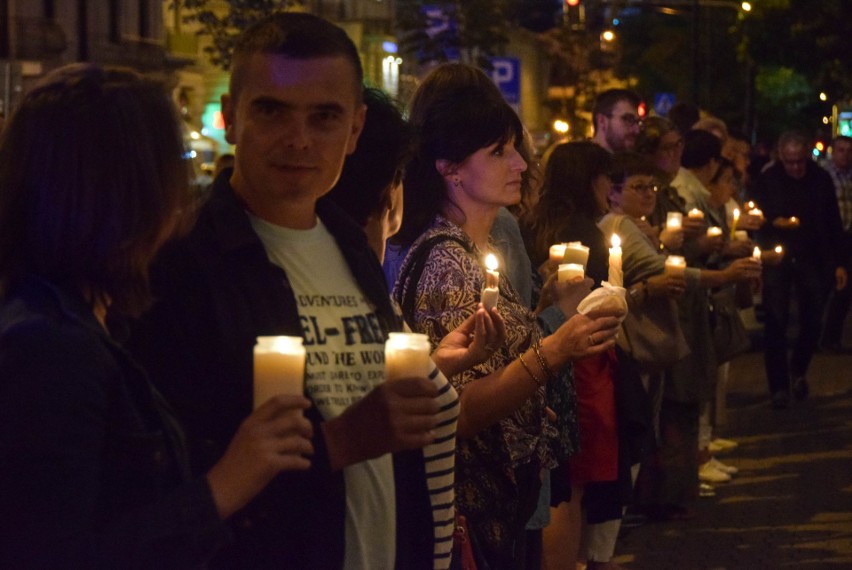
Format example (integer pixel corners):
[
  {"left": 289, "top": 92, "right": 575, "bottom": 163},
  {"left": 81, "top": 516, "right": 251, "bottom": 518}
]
[
  {"left": 792, "top": 376, "right": 809, "bottom": 401},
  {"left": 771, "top": 391, "right": 789, "bottom": 409}
]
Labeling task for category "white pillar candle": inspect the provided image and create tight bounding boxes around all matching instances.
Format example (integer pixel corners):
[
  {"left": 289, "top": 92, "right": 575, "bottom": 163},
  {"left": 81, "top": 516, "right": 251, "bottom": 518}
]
[
  {"left": 687, "top": 208, "right": 704, "bottom": 219},
  {"left": 253, "top": 336, "right": 306, "bottom": 409},
  {"left": 729, "top": 208, "right": 740, "bottom": 239},
  {"left": 734, "top": 230, "right": 748, "bottom": 241},
  {"left": 666, "top": 212, "right": 683, "bottom": 229},
  {"left": 707, "top": 226, "right": 723, "bottom": 237},
  {"left": 384, "top": 332, "right": 432, "bottom": 382},
  {"left": 774, "top": 245, "right": 783, "bottom": 254},
  {"left": 563, "top": 242, "right": 590, "bottom": 268},
  {"left": 753, "top": 246, "right": 762, "bottom": 259},
  {"left": 789, "top": 216, "right": 799, "bottom": 225},
  {"left": 665, "top": 255, "right": 687, "bottom": 276},
  {"left": 608, "top": 234, "right": 623, "bottom": 287},
  {"left": 748, "top": 208, "right": 763, "bottom": 218},
  {"left": 549, "top": 243, "right": 568, "bottom": 263},
  {"left": 558, "top": 263, "right": 585, "bottom": 282},
  {"left": 481, "top": 253, "right": 500, "bottom": 311}
]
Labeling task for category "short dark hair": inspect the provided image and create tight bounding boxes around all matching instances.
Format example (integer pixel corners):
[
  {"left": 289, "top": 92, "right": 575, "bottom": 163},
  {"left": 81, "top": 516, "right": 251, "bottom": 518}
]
[
  {"left": 395, "top": 63, "right": 531, "bottom": 246},
  {"left": 524, "top": 141, "right": 613, "bottom": 263},
  {"left": 667, "top": 101, "right": 700, "bottom": 135},
  {"left": 324, "top": 87, "right": 411, "bottom": 227},
  {"left": 592, "top": 88, "right": 642, "bottom": 131},
  {"left": 609, "top": 152, "right": 657, "bottom": 185},
  {"left": 682, "top": 128, "right": 722, "bottom": 169},
  {"left": 0, "top": 63, "right": 190, "bottom": 316},
  {"left": 635, "top": 116, "right": 679, "bottom": 156},
  {"left": 711, "top": 156, "right": 740, "bottom": 184},
  {"left": 229, "top": 12, "right": 363, "bottom": 104}
]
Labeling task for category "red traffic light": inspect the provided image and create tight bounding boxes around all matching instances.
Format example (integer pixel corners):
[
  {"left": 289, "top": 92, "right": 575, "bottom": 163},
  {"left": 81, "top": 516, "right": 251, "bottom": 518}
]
[{"left": 565, "top": 0, "right": 581, "bottom": 6}]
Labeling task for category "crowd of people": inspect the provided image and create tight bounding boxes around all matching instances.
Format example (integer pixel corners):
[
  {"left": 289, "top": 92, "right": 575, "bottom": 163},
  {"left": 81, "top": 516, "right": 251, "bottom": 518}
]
[{"left": 1, "top": 11, "right": 850, "bottom": 570}]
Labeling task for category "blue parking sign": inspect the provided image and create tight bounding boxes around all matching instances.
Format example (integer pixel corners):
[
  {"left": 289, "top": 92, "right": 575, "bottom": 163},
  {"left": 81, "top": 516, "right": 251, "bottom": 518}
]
[
  {"left": 489, "top": 57, "right": 520, "bottom": 107},
  {"left": 654, "top": 92, "right": 676, "bottom": 116}
]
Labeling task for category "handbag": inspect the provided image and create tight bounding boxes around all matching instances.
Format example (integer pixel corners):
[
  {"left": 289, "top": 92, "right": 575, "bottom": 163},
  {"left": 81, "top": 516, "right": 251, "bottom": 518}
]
[
  {"left": 451, "top": 514, "right": 479, "bottom": 570},
  {"left": 710, "top": 286, "right": 750, "bottom": 363},
  {"left": 617, "top": 292, "right": 691, "bottom": 373}
]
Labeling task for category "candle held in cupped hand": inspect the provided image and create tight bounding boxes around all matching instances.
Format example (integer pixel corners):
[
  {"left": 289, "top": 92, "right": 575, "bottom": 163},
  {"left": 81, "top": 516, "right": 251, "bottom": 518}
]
[
  {"left": 558, "top": 263, "right": 585, "bottom": 282},
  {"left": 707, "top": 226, "right": 723, "bottom": 237},
  {"left": 549, "top": 243, "right": 567, "bottom": 263},
  {"left": 563, "top": 242, "right": 590, "bottom": 268},
  {"left": 665, "top": 255, "right": 686, "bottom": 276},
  {"left": 608, "top": 234, "right": 623, "bottom": 287},
  {"left": 481, "top": 253, "right": 500, "bottom": 311},
  {"left": 687, "top": 208, "right": 704, "bottom": 219},
  {"left": 253, "top": 336, "right": 306, "bottom": 409},
  {"left": 666, "top": 212, "right": 683, "bottom": 229},
  {"left": 385, "top": 332, "right": 432, "bottom": 382}
]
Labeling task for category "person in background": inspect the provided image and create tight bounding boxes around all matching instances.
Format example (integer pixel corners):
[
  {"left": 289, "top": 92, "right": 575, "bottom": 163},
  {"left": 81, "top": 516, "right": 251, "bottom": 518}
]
[
  {"left": 0, "top": 63, "right": 315, "bottom": 568},
  {"left": 752, "top": 131, "right": 847, "bottom": 409},
  {"left": 128, "top": 13, "right": 449, "bottom": 569},
  {"left": 820, "top": 135, "right": 852, "bottom": 352},
  {"left": 591, "top": 88, "right": 643, "bottom": 153}
]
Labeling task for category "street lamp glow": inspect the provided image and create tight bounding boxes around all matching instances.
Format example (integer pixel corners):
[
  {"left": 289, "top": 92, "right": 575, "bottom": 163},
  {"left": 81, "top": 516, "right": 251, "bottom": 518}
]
[
  {"left": 553, "top": 119, "right": 570, "bottom": 134},
  {"left": 741, "top": 2, "right": 752, "bottom": 11},
  {"left": 823, "top": 116, "right": 830, "bottom": 124},
  {"left": 601, "top": 30, "right": 616, "bottom": 42},
  {"left": 819, "top": 92, "right": 828, "bottom": 101}
]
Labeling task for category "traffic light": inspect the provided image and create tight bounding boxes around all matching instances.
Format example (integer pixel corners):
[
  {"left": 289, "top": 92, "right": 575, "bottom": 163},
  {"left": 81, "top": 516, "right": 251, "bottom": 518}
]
[{"left": 565, "top": 0, "right": 581, "bottom": 5}]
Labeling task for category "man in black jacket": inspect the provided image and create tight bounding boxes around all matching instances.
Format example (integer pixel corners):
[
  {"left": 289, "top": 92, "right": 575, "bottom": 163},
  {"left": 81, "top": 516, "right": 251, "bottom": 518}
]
[
  {"left": 129, "top": 13, "right": 439, "bottom": 568},
  {"left": 752, "top": 131, "right": 848, "bottom": 409}
]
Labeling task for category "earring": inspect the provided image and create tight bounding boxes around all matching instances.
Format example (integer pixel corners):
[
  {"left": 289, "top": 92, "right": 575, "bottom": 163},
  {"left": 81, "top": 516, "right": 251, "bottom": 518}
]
[{"left": 453, "top": 178, "right": 461, "bottom": 188}]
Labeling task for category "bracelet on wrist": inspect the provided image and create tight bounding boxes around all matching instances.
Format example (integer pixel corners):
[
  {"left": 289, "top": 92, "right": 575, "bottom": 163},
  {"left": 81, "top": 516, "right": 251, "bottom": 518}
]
[{"left": 518, "top": 353, "right": 544, "bottom": 387}]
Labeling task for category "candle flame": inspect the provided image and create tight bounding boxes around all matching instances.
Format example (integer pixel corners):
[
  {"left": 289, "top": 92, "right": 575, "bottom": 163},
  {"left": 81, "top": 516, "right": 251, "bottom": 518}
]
[
  {"left": 611, "top": 234, "right": 621, "bottom": 248},
  {"left": 746, "top": 201, "right": 755, "bottom": 209},
  {"left": 753, "top": 246, "right": 761, "bottom": 259},
  {"left": 485, "top": 253, "right": 499, "bottom": 271},
  {"left": 733, "top": 208, "right": 740, "bottom": 220},
  {"left": 775, "top": 245, "right": 783, "bottom": 253}
]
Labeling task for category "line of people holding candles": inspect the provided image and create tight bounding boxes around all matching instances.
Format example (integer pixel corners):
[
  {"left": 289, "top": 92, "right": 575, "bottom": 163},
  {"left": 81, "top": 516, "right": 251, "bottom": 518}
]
[{"left": 1, "top": 10, "right": 830, "bottom": 570}]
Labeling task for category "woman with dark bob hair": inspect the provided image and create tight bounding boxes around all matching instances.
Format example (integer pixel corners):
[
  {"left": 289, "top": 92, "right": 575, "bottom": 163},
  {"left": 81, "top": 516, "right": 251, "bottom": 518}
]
[
  {"left": 0, "top": 64, "right": 314, "bottom": 568},
  {"left": 391, "top": 63, "right": 623, "bottom": 568}
]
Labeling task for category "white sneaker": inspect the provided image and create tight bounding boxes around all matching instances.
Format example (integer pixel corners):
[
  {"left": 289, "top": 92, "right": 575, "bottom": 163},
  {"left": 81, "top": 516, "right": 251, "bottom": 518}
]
[
  {"left": 699, "top": 461, "right": 731, "bottom": 483},
  {"left": 708, "top": 438, "right": 738, "bottom": 454},
  {"left": 709, "top": 457, "right": 738, "bottom": 475}
]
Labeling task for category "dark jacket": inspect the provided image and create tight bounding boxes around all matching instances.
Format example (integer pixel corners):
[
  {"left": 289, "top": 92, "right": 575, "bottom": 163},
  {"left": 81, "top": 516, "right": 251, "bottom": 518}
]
[
  {"left": 752, "top": 160, "right": 844, "bottom": 278},
  {"left": 128, "top": 171, "right": 433, "bottom": 569},
  {"left": 0, "top": 276, "right": 228, "bottom": 569}
]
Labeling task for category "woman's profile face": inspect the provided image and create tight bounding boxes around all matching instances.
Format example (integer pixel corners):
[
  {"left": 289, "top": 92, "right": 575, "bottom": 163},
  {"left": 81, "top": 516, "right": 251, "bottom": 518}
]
[{"left": 450, "top": 136, "right": 528, "bottom": 209}]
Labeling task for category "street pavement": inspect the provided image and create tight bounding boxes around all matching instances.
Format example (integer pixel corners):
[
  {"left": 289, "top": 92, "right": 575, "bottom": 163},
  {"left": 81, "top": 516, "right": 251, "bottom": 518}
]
[{"left": 612, "top": 345, "right": 852, "bottom": 569}]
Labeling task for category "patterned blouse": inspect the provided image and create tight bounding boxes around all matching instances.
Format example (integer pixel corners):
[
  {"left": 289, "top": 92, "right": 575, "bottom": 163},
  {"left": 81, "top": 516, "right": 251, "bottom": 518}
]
[{"left": 393, "top": 215, "right": 574, "bottom": 564}]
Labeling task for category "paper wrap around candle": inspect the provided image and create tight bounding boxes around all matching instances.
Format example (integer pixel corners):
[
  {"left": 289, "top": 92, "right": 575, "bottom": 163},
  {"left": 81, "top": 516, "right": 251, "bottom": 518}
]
[
  {"left": 563, "top": 242, "right": 590, "bottom": 268},
  {"left": 707, "top": 226, "right": 723, "bottom": 237},
  {"left": 558, "top": 263, "right": 585, "bottom": 282},
  {"left": 608, "top": 234, "right": 623, "bottom": 287},
  {"left": 665, "top": 255, "right": 686, "bottom": 276},
  {"left": 384, "top": 332, "right": 432, "bottom": 382},
  {"left": 666, "top": 212, "right": 683, "bottom": 229},
  {"left": 253, "top": 336, "right": 306, "bottom": 409},
  {"left": 687, "top": 208, "right": 704, "bottom": 219},
  {"left": 729, "top": 208, "right": 740, "bottom": 239},
  {"left": 549, "top": 243, "right": 567, "bottom": 263},
  {"left": 481, "top": 253, "right": 500, "bottom": 311}
]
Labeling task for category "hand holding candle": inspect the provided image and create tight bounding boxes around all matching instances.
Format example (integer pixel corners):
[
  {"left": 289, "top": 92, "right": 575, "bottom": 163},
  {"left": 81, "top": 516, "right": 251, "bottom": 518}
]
[
  {"left": 665, "top": 255, "right": 687, "bottom": 276},
  {"left": 549, "top": 243, "right": 567, "bottom": 263},
  {"left": 666, "top": 212, "right": 683, "bottom": 230},
  {"left": 481, "top": 253, "right": 500, "bottom": 311},
  {"left": 707, "top": 226, "right": 723, "bottom": 237},
  {"left": 687, "top": 208, "right": 704, "bottom": 220},
  {"left": 608, "top": 234, "right": 623, "bottom": 287},
  {"left": 563, "top": 242, "right": 590, "bottom": 268},
  {"left": 558, "top": 263, "right": 585, "bottom": 282},
  {"left": 254, "top": 336, "right": 306, "bottom": 410}
]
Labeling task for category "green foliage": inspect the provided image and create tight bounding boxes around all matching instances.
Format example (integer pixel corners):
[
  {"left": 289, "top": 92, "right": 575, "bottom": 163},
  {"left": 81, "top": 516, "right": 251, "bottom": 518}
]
[{"left": 179, "top": 0, "right": 303, "bottom": 70}]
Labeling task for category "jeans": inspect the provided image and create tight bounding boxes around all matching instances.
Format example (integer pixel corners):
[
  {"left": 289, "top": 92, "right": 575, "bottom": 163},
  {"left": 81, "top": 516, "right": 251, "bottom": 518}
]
[{"left": 761, "top": 258, "right": 831, "bottom": 395}]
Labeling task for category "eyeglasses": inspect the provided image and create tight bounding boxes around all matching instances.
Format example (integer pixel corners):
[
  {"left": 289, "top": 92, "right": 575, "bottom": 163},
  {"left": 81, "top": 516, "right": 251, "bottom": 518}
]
[
  {"left": 608, "top": 113, "right": 642, "bottom": 127},
  {"left": 617, "top": 182, "right": 658, "bottom": 194}
]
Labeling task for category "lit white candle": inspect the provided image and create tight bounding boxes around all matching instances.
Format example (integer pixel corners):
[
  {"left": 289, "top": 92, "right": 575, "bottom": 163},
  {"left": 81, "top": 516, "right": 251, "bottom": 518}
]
[
  {"left": 746, "top": 200, "right": 756, "bottom": 210},
  {"left": 253, "top": 336, "right": 306, "bottom": 409},
  {"left": 384, "top": 332, "right": 432, "bottom": 382},
  {"left": 665, "top": 255, "right": 687, "bottom": 276},
  {"left": 558, "top": 263, "right": 585, "bottom": 282},
  {"left": 774, "top": 245, "right": 783, "bottom": 254},
  {"left": 563, "top": 242, "right": 590, "bottom": 268},
  {"left": 748, "top": 208, "right": 763, "bottom": 219},
  {"left": 789, "top": 216, "right": 799, "bottom": 225},
  {"left": 666, "top": 211, "right": 683, "bottom": 229},
  {"left": 707, "top": 226, "right": 723, "bottom": 237},
  {"left": 481, "top": 253, "right": 500, "bottom": 311},
  {"left": 687, "top": 208, "right": 704, "bottom": 219},
  {"left": 753, "top": 246, "right": 762, "bottom": 259},
  {"left": 549, "top": 243, "right": 568, "bottom": 263},
  {"left": 608, "top": 234, "right": 623, "bottom": 287},
  {"left": 729, "top": 208, "right": 740, "bottom": 239},
  {"left": 734, "top": 230, "right": 748, "bottom": 242}
]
